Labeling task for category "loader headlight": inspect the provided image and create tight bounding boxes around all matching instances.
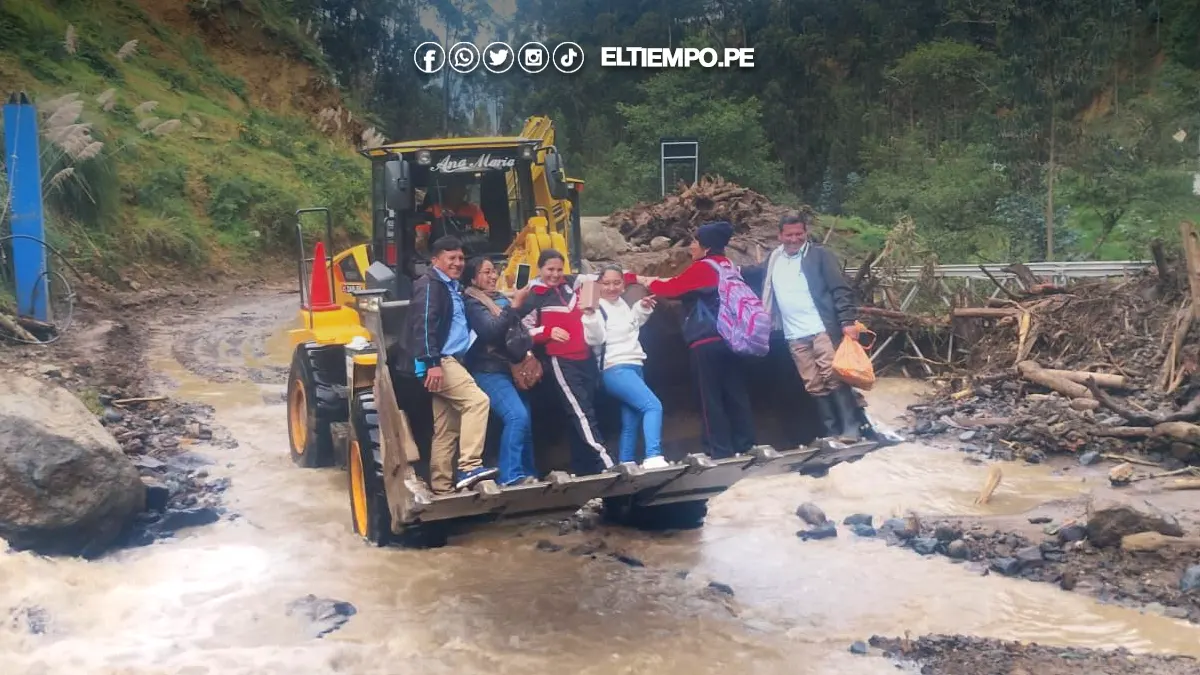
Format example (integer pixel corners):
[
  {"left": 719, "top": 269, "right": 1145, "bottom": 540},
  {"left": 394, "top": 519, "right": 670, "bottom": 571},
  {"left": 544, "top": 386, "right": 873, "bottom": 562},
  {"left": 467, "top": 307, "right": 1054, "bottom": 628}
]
[
  {"left": 520, "top": 145, "right": 535, "bottom": 161},
  {"left": 416, "top": 150, "right": 432, "bottom": 165}
]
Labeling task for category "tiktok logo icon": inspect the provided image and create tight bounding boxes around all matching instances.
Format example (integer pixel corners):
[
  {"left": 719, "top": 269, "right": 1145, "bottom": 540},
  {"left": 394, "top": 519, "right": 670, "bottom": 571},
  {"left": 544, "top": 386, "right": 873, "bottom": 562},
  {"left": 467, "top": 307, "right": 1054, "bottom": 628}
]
[
  {"left": 553, "top": 42, "right": 584, "bottom": 74},
  {"left": 414, "top": 42, "right": 445, "bottom": 74}
]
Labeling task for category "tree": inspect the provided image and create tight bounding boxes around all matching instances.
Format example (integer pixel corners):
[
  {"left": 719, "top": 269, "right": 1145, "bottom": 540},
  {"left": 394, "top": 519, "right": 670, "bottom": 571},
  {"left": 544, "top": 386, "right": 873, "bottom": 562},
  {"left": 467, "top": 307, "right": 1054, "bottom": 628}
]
[{"left": 582, "top": 67, "right": 787, "bottom": 213}]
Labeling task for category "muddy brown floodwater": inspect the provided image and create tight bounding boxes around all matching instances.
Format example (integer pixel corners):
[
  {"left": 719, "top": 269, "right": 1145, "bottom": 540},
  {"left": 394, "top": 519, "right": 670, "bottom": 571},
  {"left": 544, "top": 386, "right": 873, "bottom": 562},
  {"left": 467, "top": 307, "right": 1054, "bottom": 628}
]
[{"left": 4, "top": 291, "right": 1200, "bottom": 674}]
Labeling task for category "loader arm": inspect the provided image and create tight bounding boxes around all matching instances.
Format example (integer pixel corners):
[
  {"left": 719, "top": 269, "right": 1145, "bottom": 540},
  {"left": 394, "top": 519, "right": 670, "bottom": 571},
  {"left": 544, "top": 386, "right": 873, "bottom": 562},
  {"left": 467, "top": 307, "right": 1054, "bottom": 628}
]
[{"left": 501, "top": 116, "right": 577, "bottom": 285}]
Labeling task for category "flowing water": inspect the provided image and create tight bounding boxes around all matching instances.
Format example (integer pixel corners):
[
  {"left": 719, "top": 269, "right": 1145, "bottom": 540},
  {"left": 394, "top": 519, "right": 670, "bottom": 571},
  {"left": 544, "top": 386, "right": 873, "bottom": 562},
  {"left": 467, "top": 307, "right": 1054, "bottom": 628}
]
[{"left": 4, "top": 292, "right": 1200, "bottom": 674}]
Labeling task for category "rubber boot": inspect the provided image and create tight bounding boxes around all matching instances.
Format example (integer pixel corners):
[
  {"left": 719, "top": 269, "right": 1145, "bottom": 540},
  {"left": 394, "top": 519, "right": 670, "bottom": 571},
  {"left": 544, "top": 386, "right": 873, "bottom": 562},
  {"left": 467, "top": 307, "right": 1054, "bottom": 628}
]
[
  {"left": 812, "top": 395, "right": 839, "bottom": 441},
  {"left": 832, "top": 386, "right": 862, "bottom": 443}
]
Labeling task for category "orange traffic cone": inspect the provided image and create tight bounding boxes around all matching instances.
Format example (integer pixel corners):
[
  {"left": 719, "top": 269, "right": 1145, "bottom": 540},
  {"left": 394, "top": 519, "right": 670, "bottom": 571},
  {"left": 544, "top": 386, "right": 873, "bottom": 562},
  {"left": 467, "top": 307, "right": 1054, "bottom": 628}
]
[{"left": 308, "top": 241, "right": 338, "bottom": 312}]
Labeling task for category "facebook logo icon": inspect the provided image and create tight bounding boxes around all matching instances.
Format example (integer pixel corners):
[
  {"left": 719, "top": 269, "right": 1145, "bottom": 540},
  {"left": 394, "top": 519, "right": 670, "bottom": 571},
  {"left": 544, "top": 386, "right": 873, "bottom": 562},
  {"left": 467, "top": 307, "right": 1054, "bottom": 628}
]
[{"left": 414, "top": 42, "right": 445, "bottom": 74}]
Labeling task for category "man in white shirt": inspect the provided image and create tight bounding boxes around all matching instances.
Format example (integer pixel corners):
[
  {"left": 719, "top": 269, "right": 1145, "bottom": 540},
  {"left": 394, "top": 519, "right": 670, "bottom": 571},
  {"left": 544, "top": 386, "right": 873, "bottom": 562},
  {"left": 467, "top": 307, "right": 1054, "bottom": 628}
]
[{"left": 758, "top": 212, "right": 863, "bottom": 443}]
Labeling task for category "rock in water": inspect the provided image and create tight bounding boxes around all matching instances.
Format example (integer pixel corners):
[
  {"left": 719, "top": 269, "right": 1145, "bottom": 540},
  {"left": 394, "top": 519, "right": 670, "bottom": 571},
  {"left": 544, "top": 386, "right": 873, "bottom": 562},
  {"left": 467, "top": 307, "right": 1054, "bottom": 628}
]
[
  {"left": 880, "top": 517, "right": 918, "bottom": 540},
  {"left": 1085, "top": 493, "right": 1183, "bottom": 548},
  {"left": 0, "top": 375, "right": 146, "bottom": 557},
  {"left": 286, "top": 594, "right": 357, "bottom": 638},
  {"left": 1181, "top": 565, "right": 1200, "bottom": 593},
  {"left": 797, "top": 523, "right": 837, "bottom": 541},
  {"left": 989, "top": 557, "right": 1021, "bottom": 576},
  {"left": 1057, "top": 523, "right": 1087, "bottom": 543},
  {"left": 795, "top": 502, "right": 828, "bottom": 526},
  {"left": 849, "top": 524, "right": 877, "bottom": 537},
  {"left": 911, "top": 537, "right": 939, "bottom": 555},
  {"left": 946, "top": 539, "right": 969, "bottom": 559},
  {"left": 843, "top": 513, "right": 873, "bottom": 527}
]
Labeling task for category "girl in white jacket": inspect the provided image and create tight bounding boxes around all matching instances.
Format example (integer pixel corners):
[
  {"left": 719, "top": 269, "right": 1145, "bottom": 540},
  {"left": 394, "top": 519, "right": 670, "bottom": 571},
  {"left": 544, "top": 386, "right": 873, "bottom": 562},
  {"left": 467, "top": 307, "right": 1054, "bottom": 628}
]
[{"left": 580, "top": 265, "right": 668, "bottom": 468}]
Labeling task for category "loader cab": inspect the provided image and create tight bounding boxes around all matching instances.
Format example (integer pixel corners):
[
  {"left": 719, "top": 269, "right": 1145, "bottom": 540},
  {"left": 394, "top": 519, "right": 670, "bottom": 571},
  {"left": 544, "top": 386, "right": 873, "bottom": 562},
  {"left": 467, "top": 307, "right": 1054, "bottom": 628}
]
[{"left": 365, "top": 139, "right": 568, "bottom": 294}]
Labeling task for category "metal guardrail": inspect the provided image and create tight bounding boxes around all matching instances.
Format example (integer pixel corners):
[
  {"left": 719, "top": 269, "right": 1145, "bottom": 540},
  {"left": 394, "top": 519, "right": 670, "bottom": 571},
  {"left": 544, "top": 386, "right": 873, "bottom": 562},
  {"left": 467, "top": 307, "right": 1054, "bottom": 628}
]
[{"left": 883, "top": 260, "right": 1153, "bottom": 281}]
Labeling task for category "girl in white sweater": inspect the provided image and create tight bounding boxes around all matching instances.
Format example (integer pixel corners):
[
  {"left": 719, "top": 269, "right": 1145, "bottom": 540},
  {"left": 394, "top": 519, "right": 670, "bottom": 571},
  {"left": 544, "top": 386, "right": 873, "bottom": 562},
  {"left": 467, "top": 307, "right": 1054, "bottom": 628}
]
[{"left": 581, "top": 265, "right": 668, "bottom": 468}]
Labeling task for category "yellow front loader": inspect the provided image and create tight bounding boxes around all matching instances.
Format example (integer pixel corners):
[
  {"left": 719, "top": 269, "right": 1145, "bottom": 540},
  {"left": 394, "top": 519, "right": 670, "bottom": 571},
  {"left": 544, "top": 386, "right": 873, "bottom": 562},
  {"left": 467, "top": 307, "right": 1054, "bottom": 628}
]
[{"left": 282, "top": 119, "right": 884, "bottom": 547}]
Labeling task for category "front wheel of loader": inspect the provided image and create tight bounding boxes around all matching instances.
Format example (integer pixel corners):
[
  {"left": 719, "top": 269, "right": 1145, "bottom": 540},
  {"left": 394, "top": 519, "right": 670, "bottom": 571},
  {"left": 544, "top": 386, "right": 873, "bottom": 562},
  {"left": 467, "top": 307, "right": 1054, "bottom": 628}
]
[
  {"left": 348, "top": 390, "right": 449, "bottom": 549},
  {"left": 602, "top": 497, "right": 709, "bottom": 531},
  {"left": 287, "top": 344, "right": 340, "bottom": 468},
  {"left": 348, "top": 390, "right": 392, "bottom": 546}
]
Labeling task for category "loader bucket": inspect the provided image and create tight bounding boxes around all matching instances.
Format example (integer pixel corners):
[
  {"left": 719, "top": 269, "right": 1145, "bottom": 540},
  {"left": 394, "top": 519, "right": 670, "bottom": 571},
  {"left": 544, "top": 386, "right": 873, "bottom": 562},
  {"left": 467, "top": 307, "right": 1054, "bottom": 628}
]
[{"left": 354, "top": 282, "right": 881, "bottom": 537}]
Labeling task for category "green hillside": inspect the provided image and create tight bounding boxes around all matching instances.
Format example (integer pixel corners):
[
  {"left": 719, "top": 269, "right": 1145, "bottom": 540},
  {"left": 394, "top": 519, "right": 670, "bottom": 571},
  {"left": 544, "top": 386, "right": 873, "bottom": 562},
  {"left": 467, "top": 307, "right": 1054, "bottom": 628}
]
[{"left": 0, "top": 0, "right": 375, "bottom": 280}]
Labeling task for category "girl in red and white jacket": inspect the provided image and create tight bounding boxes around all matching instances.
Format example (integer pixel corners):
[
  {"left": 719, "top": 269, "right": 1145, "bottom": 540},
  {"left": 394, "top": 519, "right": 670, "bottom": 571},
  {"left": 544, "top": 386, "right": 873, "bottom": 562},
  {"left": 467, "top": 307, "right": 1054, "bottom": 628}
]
[{"left": 515, "top": 249, "right": 625, "bottom": 475}]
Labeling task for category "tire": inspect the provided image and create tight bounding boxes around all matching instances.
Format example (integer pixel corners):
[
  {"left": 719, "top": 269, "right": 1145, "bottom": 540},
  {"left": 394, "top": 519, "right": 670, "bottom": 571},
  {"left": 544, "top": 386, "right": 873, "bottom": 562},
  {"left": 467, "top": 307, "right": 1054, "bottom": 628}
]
[
  {"left": 602, "top": 496, "right": 709, "bottom": 531},
  {"left": 348, "top": 390, "right": 448, "bottom": 548},
  {"left": 348, "top": 389, "right": 393, "bottom": 545},
  {"left": 286, "top": 344, "right": 344, "bottom": 468}
]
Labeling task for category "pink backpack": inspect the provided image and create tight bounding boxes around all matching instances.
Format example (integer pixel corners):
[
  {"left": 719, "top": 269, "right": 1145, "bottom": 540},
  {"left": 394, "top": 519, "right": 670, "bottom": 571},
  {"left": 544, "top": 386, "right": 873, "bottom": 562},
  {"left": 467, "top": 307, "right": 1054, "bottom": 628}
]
[{"left": 702, "top": 259, "right": 772, "bottom": 357}]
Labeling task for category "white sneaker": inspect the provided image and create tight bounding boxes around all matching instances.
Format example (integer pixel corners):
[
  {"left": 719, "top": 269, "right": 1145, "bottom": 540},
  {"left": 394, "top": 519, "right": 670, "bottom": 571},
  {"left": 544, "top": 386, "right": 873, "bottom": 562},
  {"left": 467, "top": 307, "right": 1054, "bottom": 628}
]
[{"left": 641, "top": 456, "right": 669, "bottom": 469}]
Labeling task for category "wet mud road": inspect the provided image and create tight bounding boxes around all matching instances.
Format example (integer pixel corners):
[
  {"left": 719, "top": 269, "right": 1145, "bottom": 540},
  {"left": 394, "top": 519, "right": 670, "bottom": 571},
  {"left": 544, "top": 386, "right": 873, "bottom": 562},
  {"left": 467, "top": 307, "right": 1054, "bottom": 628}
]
[{"left": 4, "top": 291, "right": 1200, "bottom": 674}]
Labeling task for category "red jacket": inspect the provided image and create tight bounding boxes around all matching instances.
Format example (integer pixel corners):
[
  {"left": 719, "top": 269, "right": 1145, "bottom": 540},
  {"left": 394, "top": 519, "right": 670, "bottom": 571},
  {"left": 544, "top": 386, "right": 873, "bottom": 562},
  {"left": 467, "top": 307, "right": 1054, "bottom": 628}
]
[
  {"left": 520, "top": 278, "right": 591, "bottom": 360},
  {"left": 648, "top": 255, "right": 730, "bottom": 345},
  {"left": 518, "top": 272, "right": 638, "bottom": 360}
]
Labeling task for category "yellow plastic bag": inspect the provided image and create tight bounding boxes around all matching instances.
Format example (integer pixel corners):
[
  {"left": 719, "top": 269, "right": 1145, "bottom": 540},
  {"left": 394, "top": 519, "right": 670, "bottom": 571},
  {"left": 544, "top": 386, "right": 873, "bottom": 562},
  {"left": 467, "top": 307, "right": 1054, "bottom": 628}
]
[{"left": 833, "top": 322, "right": 876, "bottom": 391}]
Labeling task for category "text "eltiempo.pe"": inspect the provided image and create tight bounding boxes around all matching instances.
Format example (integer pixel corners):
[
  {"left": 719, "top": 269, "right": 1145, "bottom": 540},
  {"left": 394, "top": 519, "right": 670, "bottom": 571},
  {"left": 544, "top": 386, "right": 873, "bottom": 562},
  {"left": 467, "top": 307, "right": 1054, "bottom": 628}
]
[{"left": 601, "top": 47, "right": 754, "bottom": 68}]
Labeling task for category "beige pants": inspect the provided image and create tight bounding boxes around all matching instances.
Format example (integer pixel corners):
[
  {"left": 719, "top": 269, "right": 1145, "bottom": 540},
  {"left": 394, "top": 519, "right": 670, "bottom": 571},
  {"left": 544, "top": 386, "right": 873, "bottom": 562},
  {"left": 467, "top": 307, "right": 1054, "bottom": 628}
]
[
  {"left": 429, "top": 357, "right": 490, "bottom": 493},
  {"left": 788, "top": 332, "right": 838, "bottom": 396}
]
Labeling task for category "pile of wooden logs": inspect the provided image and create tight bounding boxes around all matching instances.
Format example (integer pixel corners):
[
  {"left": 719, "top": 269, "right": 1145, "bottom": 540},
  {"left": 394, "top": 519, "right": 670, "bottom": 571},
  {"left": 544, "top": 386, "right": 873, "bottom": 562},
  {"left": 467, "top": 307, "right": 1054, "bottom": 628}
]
[{"left": 604, "top": 175, "right": 797, "bottom": 247}]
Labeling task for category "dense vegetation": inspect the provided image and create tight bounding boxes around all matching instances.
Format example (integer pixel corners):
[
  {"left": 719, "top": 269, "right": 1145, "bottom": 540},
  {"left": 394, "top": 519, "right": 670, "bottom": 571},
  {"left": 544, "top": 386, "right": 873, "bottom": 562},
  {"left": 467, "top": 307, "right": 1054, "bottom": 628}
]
[
  {"left": 0, "top": 0, "right": 433, "bottom": 278},
  {"left": 3, "top": 0, "right": 1200, "bottom": 286},
  {"left": 499, "top": 0, "right": 1200, "bottom": 263}
]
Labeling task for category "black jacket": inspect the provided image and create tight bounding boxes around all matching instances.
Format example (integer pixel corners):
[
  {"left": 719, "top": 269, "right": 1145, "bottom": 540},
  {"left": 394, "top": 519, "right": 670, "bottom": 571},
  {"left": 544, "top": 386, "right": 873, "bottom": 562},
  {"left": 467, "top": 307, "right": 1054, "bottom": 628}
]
[
  {"left": 406, "top": 267, "right": 457, "bottom": 369},
  {"left": 463, "top": 292, "right": 530, "bottom": 374},
  {"left": 752, "top": 242, "right": 857, "bottom": 346}
]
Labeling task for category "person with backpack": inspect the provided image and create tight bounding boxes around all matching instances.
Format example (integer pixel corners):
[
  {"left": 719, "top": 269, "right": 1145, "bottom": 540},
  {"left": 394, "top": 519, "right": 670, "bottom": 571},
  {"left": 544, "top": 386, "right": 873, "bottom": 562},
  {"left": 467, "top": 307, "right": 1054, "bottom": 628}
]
[
  {"left": 462, "top": 256, "right": 539, "bottom": 487},
  {"left": 756, "top": 211, "right": 863, "bottom": 442},
  {"left": 516, "top": 249, "right": 616, "bottom": 475},
  {"left": 580, "top": 264, "right": 669, "bottom": 469},
  {"left": 637, "top": 221, "right": 759, "bottom": 459}
]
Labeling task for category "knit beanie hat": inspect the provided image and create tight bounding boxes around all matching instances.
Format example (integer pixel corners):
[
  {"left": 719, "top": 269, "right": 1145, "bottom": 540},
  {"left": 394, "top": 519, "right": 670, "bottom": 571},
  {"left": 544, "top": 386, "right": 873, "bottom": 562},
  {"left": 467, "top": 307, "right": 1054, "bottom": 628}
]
[{"left": 695, "top": 220, "right": 734, "bottom": 251}]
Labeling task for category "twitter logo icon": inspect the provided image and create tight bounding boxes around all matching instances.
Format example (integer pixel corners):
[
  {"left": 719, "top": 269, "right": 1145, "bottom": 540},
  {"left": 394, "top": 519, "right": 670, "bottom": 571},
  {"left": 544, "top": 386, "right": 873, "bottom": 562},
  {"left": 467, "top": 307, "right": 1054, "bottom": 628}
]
[{"left": 483, "top": 42, "right": 515, "bottom": 74}]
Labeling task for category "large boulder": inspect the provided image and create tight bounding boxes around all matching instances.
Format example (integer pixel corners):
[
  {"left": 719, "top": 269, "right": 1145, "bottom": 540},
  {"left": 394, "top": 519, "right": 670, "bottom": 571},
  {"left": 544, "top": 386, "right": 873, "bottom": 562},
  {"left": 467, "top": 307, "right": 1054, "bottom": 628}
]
[
  {"left": 1085, "top": 493, "right": 1183, "bottom": 548},
  {"left": 580, "top": 217, "right": 629, "bottom": 260},
  {"left": 0, "top": 375, "right": 146, "bottom": 557}
]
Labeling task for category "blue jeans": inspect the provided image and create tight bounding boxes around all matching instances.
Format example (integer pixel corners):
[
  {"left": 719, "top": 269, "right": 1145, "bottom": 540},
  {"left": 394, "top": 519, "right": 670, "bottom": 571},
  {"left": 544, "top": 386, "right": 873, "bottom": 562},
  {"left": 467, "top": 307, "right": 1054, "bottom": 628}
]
[
  {"left": 473, "top": 372, "right": 536, "bottom": 484},
  {"left": 601, "top": 364, "right": 663, "bottom": 463}
]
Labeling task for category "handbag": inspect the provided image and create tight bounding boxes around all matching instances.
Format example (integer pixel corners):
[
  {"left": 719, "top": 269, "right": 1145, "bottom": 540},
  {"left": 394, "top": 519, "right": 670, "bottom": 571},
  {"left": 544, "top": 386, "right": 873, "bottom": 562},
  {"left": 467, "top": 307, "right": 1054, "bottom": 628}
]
[
  {"left": 509, "top": 351, "right": 543, "bottom": 391},
  {"left": 465, "top": 287, "right": 544, "bottom": 390}
]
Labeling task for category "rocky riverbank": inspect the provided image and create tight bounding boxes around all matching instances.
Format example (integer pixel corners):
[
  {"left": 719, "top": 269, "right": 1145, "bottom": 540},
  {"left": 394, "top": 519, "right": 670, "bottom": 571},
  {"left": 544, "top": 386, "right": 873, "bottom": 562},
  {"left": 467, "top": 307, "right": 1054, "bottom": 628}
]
[
  {"left": 868, "top": 634, "right": 1199, "bottom": 674},
  {"left": 0, "top": 283, "right": 252, "bottom": 558},
  {"left": 860, "top": 494, "right": 1200, "bottom": 624}
]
